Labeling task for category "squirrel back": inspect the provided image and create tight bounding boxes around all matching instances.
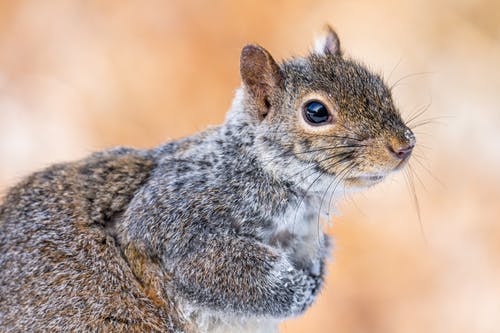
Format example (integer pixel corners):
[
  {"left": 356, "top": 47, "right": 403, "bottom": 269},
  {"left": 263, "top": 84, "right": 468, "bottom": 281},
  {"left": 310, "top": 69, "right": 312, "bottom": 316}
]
[{"left": 0, "top": 148, "right": 191, "bottom": 332}]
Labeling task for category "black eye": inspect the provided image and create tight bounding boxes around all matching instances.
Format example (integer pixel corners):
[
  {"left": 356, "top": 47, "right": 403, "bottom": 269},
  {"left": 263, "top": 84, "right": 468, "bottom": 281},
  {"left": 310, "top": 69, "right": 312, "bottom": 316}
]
[{"left": 303, "top": 101, "right": 331, "bottom": 125}]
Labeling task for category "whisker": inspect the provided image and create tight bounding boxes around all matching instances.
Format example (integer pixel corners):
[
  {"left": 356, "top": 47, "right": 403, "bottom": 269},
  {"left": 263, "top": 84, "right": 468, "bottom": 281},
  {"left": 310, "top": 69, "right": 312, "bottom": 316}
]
[
  {"left": 386, "top": 56, "right": 404, "bottom": 83},
  {"left": 414, "top": 143, "right": 432, "bottom": 151},
  {"left": 412, "top": 152, "right": 426, "bottom": 160},
  {"left": 317, "top": 162, "right": 356, "bottom": 225},
  {"left": 390, "top": 71, "right": 434, "bottom": 91},
  {"left": 412, "top": 155, "right": 445, "bottom": 188},
  {"left": 267, "top": 127, "right": 364, "bottom": 142},
  {"left": 328, "top": 163, "right": 357, "bottom": 212},
  {"left": 292, "top": 154, "right": 354, "bottom": 229},
  {"left": 343, "top": 185, "right": 364, "bottom": 218},
  {"left": 315, "top": 176, "right": 339, "bottom": 244},
  {"left": 315, "top": 162, "right": 356, "bottom": 244},
  {"left": 291, "top": 169, "right": 326, "bottom": 232},
  {"left": 287, "top": 151, "right": 354, "bottom": 180},
  {"left": 260, "top": 143, "right": 366, "bottom": 165},
  {"left": 410, "top": 131, "right": 436, "bottom": 138},
  {"left": 405, "top": 101, "right": 432, "bottom": 126},
  {"left": 335, "top": 123, "right": 366, "bottom": 140},
  {"left": 325, "top": 160, "right": 358, "bottom": 219},
  {"left": 408, "top": 162, "right": 427, "bottom": 192},
  {"left": 403, "top": 167, "right": 428, "bottom": 245},
  {"left": 409, "top": 118, "right": 447, "bottom": 130}
]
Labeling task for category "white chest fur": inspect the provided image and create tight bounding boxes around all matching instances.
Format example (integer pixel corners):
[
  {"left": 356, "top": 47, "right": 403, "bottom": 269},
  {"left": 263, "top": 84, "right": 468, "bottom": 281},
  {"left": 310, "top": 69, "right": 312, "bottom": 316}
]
[
  {"left": 270, "top": 194, "right": 329, "bottom": 276},
  {"left": 179, "top": 303, "right": 280, "bottom": 333}
]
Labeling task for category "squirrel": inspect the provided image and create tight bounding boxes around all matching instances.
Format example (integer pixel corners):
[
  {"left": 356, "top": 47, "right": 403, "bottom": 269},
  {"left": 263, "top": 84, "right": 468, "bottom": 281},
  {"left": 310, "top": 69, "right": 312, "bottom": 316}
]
[{"left": 0, "top": 26, "right": 415, "bottom": 333}]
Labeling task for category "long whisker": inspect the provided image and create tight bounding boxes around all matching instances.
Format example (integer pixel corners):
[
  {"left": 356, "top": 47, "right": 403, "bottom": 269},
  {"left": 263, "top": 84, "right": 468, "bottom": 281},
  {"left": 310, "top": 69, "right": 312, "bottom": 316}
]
[
  {"left": 326, "top": 161, "right": 358, "bottom": 219},
  {"left": 315, "top": 161, "right": 356, "bottom": 244},
  {"left": 403, "top": 167, "right": 428, "bottom": 245},
  {"left": 414, "top": 143, "right": 432, "bottom": 151},
  {"left": 317, "top": 161, "right": 356, "bottom": 227},
  {"left": 267, "top": 127, "right": 364, "bottom": 142},
  {"left": 310, "top": 160, "right": 354, "bottom": 243},
  {"left": 408, "top": 162, "right": 427, "bottom": 192},
  {"left": 291, "top": 154, "right": 354, "bottom": 229},
  {"left": 409, "top": 118, "right": 447, "bottom": 130},
  {"left": 286, "top": 151, "right": 354, "bottom": 180},
  {"left": 405, "top": 101, "right": 432, "bottom": 126},
  {"left": 412, "top": 155, "right": 444, "bottom": 187},
  {"left": 341, "top": 181, "right": 364, "bottom": 219},
  {"left": 386, "top": 56, "right": 403, "bottom": 83},
  {"left": 390, "top": 71, "right": 434, "bottom": 91},
  {"left": 260, "top": 143, "right": 366, "bottom": 164}
]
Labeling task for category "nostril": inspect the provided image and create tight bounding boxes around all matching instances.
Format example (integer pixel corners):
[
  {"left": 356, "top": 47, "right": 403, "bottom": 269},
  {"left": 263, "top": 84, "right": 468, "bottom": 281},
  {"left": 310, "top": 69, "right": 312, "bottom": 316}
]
[{"left": 388, "top": 144, "right": 414, "bottom": 159}]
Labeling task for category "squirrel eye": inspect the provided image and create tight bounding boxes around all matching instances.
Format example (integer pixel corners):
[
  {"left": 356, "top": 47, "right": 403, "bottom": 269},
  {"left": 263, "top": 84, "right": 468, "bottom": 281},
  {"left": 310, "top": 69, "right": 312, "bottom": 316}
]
[{"left": 303, "top": 101, "right": 331, "bottom": 125}]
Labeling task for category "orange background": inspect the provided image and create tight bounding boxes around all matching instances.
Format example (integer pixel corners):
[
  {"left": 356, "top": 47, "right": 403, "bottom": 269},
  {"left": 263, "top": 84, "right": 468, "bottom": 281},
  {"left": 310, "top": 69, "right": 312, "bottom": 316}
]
[{"left": 1, "top": 1, "right": 499, "bottom": 332}]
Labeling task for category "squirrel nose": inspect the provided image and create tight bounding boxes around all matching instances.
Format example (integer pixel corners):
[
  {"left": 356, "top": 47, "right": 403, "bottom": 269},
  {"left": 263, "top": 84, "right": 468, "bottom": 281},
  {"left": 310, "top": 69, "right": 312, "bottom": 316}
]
[
  {"left": 388, "top": 128, "right": 416, "bottom": 160},
  {"left": 388, "top": 142, "right": 414, "bottom": 160}
]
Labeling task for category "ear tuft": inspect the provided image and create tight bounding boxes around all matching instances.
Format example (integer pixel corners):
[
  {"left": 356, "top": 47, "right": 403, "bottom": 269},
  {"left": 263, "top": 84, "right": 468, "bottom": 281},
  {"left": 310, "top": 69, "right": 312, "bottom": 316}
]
[{"left": 313, "top": 25, "right": 341, "bottom": 57}]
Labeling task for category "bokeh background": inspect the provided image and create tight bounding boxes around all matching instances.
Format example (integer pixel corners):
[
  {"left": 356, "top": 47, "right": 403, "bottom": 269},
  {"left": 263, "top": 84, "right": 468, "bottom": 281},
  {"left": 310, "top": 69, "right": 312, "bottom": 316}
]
[{"left": 1, "top": 1, "right": 499, "bottom": 332}]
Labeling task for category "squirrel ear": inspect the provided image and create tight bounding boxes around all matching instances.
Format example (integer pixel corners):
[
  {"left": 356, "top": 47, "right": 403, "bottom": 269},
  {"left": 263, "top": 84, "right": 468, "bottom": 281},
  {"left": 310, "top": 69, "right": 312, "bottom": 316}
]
[
  {"left": 313, "top": 25, "right": 342, "bottom": 57},
  {"left": 240, "top": 44, "right": 283, "bottom": 120}
]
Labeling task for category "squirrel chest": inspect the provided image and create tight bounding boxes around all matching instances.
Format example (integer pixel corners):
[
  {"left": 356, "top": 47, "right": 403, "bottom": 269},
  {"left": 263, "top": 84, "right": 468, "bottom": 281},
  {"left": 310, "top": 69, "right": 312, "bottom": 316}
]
[{"left": 178, "top": 197, "right": 327, "bottom": 333}]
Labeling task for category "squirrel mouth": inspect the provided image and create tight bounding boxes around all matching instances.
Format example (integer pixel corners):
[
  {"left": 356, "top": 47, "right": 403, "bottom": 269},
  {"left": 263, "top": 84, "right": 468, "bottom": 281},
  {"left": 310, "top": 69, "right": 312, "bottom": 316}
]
[{"left": 344, "top": 174, "right": 385, "bottom": 187}]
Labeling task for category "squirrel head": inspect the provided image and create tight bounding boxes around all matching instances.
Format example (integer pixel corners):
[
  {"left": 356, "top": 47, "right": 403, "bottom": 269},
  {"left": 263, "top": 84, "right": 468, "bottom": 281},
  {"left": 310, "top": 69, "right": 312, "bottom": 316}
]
[{"left": 236, "top": 25, "right": 415, "bottom": 189}]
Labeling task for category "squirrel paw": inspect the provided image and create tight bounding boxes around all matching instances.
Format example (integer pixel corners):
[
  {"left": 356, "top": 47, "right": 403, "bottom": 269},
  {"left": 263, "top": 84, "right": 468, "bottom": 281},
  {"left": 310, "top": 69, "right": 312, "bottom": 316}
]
[
  {"left": 288, "top": 270, "right": 322, "bottom": 316},
  {"left": 273, "top": 257, "right": 323, "bottom": 317}
]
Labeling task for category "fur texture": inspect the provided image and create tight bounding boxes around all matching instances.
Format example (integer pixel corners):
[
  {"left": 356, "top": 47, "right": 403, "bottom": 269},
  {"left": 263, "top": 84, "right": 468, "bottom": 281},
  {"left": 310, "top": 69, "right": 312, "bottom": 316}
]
[{"left": 0, "top": 27, "right": 414, "bottom": 332}]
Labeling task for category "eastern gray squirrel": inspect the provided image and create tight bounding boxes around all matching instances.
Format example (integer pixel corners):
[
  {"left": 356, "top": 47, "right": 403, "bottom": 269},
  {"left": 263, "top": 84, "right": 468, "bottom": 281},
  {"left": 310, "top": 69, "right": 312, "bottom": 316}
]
[{"left": 0, "top": 26, "right": 415, "bottom": 333}]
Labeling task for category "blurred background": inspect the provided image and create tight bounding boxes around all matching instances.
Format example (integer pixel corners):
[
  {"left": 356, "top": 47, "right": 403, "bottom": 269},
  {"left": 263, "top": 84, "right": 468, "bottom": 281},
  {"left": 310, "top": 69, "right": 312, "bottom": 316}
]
[{"left": 0, "top": 0, "right": 499, "bottom": 332}]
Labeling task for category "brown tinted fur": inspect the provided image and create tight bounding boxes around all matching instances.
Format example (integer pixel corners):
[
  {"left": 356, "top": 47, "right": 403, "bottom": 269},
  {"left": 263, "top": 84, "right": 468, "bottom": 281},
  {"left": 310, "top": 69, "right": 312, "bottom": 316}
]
[{"left": 0, "top": 148, "right": 190, "bottom": 332}]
